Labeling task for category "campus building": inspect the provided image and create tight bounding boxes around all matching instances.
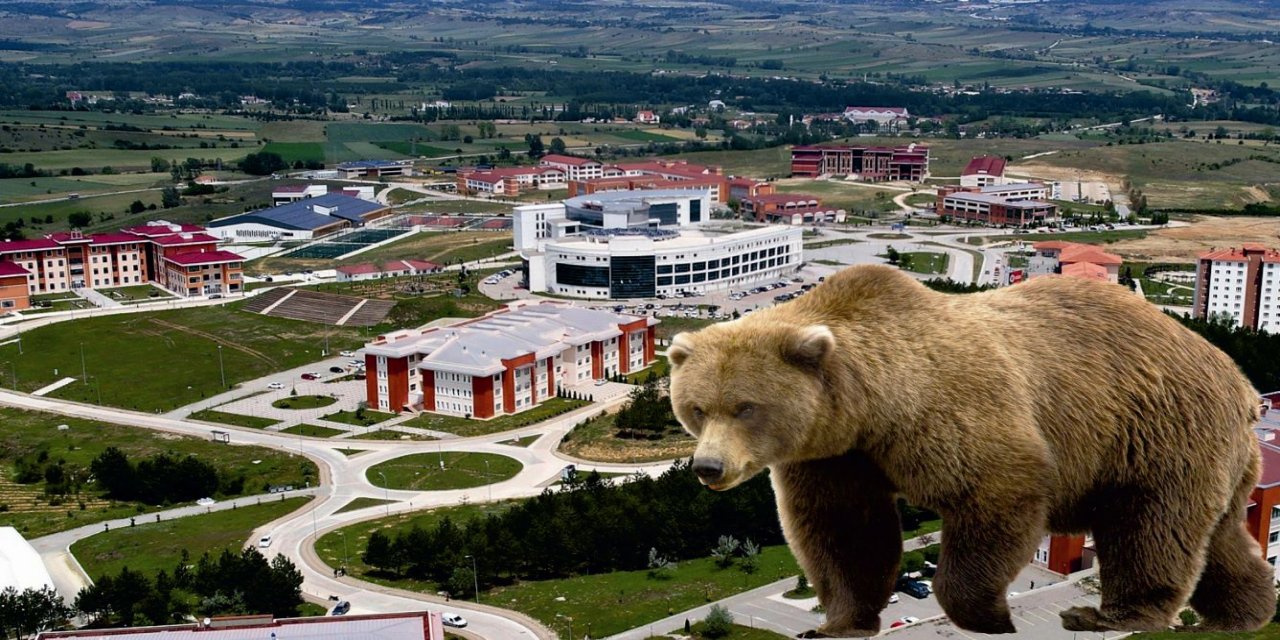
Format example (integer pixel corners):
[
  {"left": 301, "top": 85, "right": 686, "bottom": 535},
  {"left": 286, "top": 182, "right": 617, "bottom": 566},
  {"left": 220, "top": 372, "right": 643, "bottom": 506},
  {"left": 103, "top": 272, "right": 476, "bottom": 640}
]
[
  {"left": 360, "top": 301, "right": 658, "bottom": 415},
  {"left": 728, "top": 177, "right": 775, "bottom": 201},
  {"left": 1192, "top": 244, "right": 1280, "bottom": 333},
  {"left": 960, "top": 155, "right": 1009, "bottom": 188},
  {"left": 0, "top": 262, "right": 30, "bottom": 311},
  {"left": 458, "top": 166, "right": 567, "bottom": 196},
  {"left": 740, "top": 193, "right": 846, "bottom": 225},
  {"left": 513, "top": 190, "right": 712, "bottom": 253},
  {"left": 790, "top": 144, "right": 929, "bottom": 181},
  {"left": 38, "top": 612, "right": 445, "bottom": 640},
  {"left": 335, "top": 259, "right": 442, "bottom": 282},
  {"left": 842, "top": 106, "right": 910, "bottom": 126},
  {"left": 937, "top": 183, "right": 1056, "bottom": 227},
  {"left": 1027, "top": 241, "right": 1122, "bottom": 284},
  {"left": 0, "top": 221, "right": 244, "bottom": 299},
  {"left": 207, "top": 194, "right": 392, "bottom": 242},
  {"left": 336, "top": 159, "right": 413, "bottom": 178},
  {"left": 272, "top": 184, "right": 375, "bottom": 205},
  {"left": 539, "top": 154, "right": 606, "bottom": 181}
]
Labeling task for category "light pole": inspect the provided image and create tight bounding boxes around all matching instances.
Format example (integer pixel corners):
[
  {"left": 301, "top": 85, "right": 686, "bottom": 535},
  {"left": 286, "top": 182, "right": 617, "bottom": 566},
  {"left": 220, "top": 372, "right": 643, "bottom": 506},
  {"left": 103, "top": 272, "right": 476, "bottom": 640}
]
[
  {"left": 484, "top": 459, "right": 492, "bottom": 502},
  {"left": 377, "top": 471, "right": 390, "bottom": 515},
  {"left": 464, "top": 554, "right": 479, "bottom": 603},
  {"left": 338, "top": 529, "right": 349, "bottom": 567},
  {"left": 217, "top": 345, "right": 226, "bottom": 388},
  {"left": 79, "top": 342, "right": 87, "bottom": 382}
]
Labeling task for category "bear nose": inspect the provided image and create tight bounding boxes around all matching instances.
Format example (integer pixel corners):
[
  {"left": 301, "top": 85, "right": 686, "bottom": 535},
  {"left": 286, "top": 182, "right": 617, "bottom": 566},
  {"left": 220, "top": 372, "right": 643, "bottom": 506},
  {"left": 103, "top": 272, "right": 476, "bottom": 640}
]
[{"left": 692, "top": 458, "right": 725, "bottom": 483}]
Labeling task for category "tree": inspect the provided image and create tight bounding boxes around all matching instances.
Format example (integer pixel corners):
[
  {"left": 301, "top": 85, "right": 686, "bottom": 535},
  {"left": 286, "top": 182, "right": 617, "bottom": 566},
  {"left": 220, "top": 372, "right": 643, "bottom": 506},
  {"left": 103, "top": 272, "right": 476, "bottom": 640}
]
[
  {"left": 0, "top": 586, "right": 71, "bottom": 638},
  {"left": 711, "top": 535, "right": 739, "bottom": 568},
  {"left": 739, "top": 538, "right": 760, "bottom": 574},
  {"left": 161, "top": 186, "right": 182, "bottom": 209},
  {"left": 702, "top": 604, "right": 734, "bottom": 639},
  {"left": 363, "top": 531, "right": 398, "bottom": 574},
  {"left": 525, "top": 133, "right": 545, "bottom": 157},
  {"left": 885, "top": 246, "right": 901, "bottom": 266},
  {"left": 549, "top": 137, "right": 567, "bottom": 154},
  {"left": 129, "top": 200, "right": 146, "bottom": 214},
  {"left": 239, "top": 152, "right": 286, "bottom": 176},
  {"left": 150, "top": 157, "right": 171, "bottom": 173},
  {"left": 67, "top": 211, "right": 92, "bottom": 228}
]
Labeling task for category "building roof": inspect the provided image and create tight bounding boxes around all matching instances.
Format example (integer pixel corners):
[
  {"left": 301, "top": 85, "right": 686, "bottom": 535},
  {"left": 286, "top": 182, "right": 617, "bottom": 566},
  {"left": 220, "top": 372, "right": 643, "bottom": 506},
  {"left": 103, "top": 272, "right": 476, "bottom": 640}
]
[
  {"left": 151, "top": 232, "right": 219, "bottom": 246},
  {"left": 38, "top": 611, "right": 441, "bottom": 640},
  {"left": 844, "top": 106, "right": 908, "bottom": 115},
  {"left": 944, "top": 192, "right": 1054, "bottom": 208},
  {"left": 541, "top": 154, "right": 600, "bottom": 167},
  {"left": 163, "top": 250, "right": 244, "bottom": 266},
  {"left": 89, "top": 233, "right": 144, "bottom": 246},
  {"left": 0, "top": 527, "right": 55, "bottom": 593},
  {"left": 979, "top": 182, "right": 1046, "bottom": 194},
  {"left": 336, "top": 160, "right": 408, "bottom": 170},
  {"left": 208, "top": 194, "right": 385, "bottom": 231},
  {"left": 1059, "top": 244, "right": 1123, "bottom": 266},
  {"left": 362, "top": 301, "right": 654, "bottom": 375},
  {"left": 0, "top": 238, "right": 61, "bottom": 253},
  {"left": 1061, "top": 261, "right": 1110, "bottom": 281},
  {"left": 1200, "top": 245, "right": 1280, "bottom": 262},
  {"left": 0, "top": 261, "right": 29, "bottom": 277},
  {"left": 121, "top": 222, "right": 206, "bottom": 238},
  {"left": 1032, "top": 240, "right": 1074, "bottom": 251},
  {"left": 962, "top": 155, "right": 1007, "bottom": 177},
  {"left": 465, "top": 166, "right": 564, "bottom": 183},
  {"left": 337, "top": 263, "right": 379, "bottom": 275}
]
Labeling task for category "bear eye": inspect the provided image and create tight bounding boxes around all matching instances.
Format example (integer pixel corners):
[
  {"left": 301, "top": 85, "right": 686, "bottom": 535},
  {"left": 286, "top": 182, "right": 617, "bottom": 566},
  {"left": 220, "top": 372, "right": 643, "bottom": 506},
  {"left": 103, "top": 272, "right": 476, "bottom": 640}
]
[
  {"left": 734, "top": 403, "right": 755, "bottom": 419},
  {"left": 691, "top": 406, "right": 705, "bottom": 421}
]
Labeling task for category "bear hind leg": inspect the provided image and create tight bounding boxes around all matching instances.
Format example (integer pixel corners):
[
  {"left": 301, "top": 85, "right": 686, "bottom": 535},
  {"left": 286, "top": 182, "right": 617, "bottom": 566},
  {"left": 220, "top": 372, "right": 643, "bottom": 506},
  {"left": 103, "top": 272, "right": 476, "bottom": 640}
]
[
  {"left": 1062, "top": 486, "right": 1217, "bottom": 633},
  {"left": 1188, "top": 501, "right": 1274, "bottom": 630},
  {"left": 933, "top": 503, "right": 1045, "bottom": 634}
]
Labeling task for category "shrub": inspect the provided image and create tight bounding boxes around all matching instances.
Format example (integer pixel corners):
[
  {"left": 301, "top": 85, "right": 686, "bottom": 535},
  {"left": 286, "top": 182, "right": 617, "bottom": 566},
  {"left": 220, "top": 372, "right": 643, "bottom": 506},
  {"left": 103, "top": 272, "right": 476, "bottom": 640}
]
[{"left": 702, "top": 605, "right": 733, "bottom": 638}]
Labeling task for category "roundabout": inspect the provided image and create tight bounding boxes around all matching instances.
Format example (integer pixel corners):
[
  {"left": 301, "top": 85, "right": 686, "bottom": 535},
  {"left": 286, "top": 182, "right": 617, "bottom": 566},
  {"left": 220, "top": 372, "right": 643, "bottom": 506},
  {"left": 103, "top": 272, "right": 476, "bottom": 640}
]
[{"left": 367, "top": 452, "right": 524, "bottom": 492}]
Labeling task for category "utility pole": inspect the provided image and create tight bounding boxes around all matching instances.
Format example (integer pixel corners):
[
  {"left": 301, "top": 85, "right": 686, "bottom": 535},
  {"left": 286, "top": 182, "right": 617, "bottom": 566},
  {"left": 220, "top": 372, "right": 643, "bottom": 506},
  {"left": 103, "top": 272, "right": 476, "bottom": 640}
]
[
  {"left": 80, "top": 342, "right": 87, "bottom": 383},
  {"left": 217, "top": 345, "right": 226, "bottom": 388},
  {"left": 465, "top": 554, "right": 479, "bottom": 603}
]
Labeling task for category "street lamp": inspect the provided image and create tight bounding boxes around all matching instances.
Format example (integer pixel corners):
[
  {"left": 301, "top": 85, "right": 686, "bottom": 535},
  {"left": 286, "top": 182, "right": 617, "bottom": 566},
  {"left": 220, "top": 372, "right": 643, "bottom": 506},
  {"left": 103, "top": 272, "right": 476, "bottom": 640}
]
[
  {"left": 338, "top": 529, "right": 349, "bottom": 567},
  {"left": 484, "top": 459, "right": 492, "bottom": 502},
  {"left": 377, "top": 471, "right": 390, "bottom": 515},
  {"left": 464, "top": 554, "right": 479, "bottom": 603},
  {"left": 217, "top": 345, "right": 226, "bottom": 388}
]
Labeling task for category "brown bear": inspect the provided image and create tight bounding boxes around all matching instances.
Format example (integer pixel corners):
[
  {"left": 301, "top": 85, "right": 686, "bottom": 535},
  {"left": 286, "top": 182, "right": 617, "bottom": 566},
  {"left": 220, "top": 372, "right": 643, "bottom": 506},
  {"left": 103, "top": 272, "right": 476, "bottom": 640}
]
[{"left": 667, "top": 265, "right": 1273, "bottom": 638}]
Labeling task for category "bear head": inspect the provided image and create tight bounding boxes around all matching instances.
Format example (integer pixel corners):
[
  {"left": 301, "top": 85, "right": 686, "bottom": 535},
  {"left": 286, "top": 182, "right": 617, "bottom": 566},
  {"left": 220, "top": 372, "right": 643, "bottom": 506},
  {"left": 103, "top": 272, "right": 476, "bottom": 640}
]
[{"left": 668, "top": 321, "right": 838, "bottom": 491}]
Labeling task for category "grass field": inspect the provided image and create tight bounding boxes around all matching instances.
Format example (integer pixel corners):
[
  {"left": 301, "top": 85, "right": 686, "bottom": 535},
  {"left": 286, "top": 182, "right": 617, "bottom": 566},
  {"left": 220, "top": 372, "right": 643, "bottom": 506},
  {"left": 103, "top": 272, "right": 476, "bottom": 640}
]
[
  {"left": 0, "top": 302, "right": 367, "bottom": 412},
  {"left": 71, "top": 496, "right": 311, "bottom": 579},
  {"left": 0, "top": 407, "right": 315, "bottom": 537},
  {"left": 246, "top": 231, "right": 512, "bottom": 276},
  {"left": 559, "top": 412, "right": 696, "bottom": 463},
  {"left": 366, "top": 452, "right": 522, "bottom": 491},
  {"left": 401, "top": 397, "right": 588, "bottom": 437},
  {"left": 898, "top": 252, "right": 949, "bottom": 275},
  {"left": 188, "top": 409, "right": 281, "bottom": 430},
  {"left": 773, "top": 179, "right": 903, "bottom": 214},
  {"left": 322, "top": 409, "right": 397, "bottom": 427},
  {"left": 280, "top": 424, "right": 347, "bottom": 438},
  {"left": 500, "top": 434, "right": 542, "bottom": 448},
  {"left": 1138, "top": 625, "right": 1280, "bottom": 639},
  {"left": 652, "top": 316, "right": 718, "bottom": 342}
]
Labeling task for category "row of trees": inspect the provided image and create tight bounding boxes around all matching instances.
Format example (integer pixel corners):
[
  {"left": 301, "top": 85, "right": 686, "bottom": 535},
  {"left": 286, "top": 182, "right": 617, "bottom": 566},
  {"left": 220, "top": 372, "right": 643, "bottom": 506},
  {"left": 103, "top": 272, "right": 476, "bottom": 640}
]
[
  {"left": 0, "top": 587, "right": 70, "bottom": 638},
  {"left": 89, "top": 447, "right": 246, "bottom": 505},
  {"left": 75, "top": 548, "right": 304, "bottom": 628}
]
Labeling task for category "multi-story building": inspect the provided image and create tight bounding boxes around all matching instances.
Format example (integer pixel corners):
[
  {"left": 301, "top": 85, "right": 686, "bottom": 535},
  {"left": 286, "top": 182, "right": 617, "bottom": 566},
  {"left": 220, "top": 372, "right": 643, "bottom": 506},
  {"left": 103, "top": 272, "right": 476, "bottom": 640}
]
[
  {"left": 360, "top": 301, "right": 657, "bottom": 415},
  {"left": 790, "top": 144, "right": 929, "bottom": 181},
  {"left": 513, "top": 190, "right": 712, "bottom": 253},
  {"left": 458, "top": 166, "right": 567, "bottom": 196},
  {"left": 937, "top": 183, "right": 1056, "bottom": 227},
  {"left": 567, "top": 174, "right": 725, "bottom": 203},
  {"left": 0, "top": 262, "right": 31, "bottom": 312},
  {"left": 207, "top": 194, "right": 392, "bottom": 242},
  {"left": 0, "top": 221, "right": 244, "bottom": 298},
  {"left": 1192, "top": 244, "right": 1280, "bottom": 333},
  {"left": 728, "top": 177, "right": 775, "bottom": 201},
  {"left": 1027, "top": 241, "right": 1122, "bottom": 284},
  {"left": 336, "top": 160, "right": 413, "bottom": 178},
  {"left": 740, "top": 193, "right": 846, "bottom": 225},
  {"left": 539, "top": 154, "right": 606, "bottom": 181},
  {"left": 960, "top": 156, "right": 1009, "bottom": 188},
  {"left": 842, "top": 106, "right": 909, "bottom": 126}
]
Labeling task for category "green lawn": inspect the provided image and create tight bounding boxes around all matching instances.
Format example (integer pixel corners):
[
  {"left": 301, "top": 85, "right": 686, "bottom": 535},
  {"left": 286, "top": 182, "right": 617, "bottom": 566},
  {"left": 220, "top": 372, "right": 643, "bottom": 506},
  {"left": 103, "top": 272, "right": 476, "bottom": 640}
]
[
  {"left": 977, "top": 229, "right": 1149, "bottom": 246},
  {"left": 0, "top": 407, "right": 316, "bottom": 537},
  {"left": 271, "top": 395, "right": 338, "bottom": 410},
  {"left": 280, "top": 424, "right": 347, "bottom": 438},
  {"left": 316, "top": 501, "right": 513, "bottom": 572},
  {"left": 102, "top": 284, "right": 171, "bottom": 304},
  {"left": 401, "top": 397, "right": 589, "bottom": 437},
  {"left": 261, "top": 142, "right": 326, "bottom": 164},
  {"left": 321, "top": 409, "right": 397, "bottom": 427},
  {"left": 500, "top": 434, "right": 543, "bottom": 448},
  {"left": 366, "top": 452, "right": 522, "bottom": 491},
  {"left": 71, "top": 496, "right": 311, "bottom": 580},
  {"left": 1138, "top": 625, "right": 1280, "bottom": 639},
  {"left": 188, "top": 409, "right": 281, "bottom": 430},
  {"left": 335, "top": 448, "right": 369, "bottom": 457},
  {"left": 624, "top": 356, "right": 669, "bottom": 385},
  {"left": 898, "top": 252, "right": 949, "bottom": 275},
  {"left": 0, "top": 303, "right": 367, "bottom": 412},
  {"left": 334, "top": 497, "right": 397, "bottom": 515},
  {"left": 559, "top": 412, "right": 695, "bottom": 464},
  {"left": 652, "top": 316, "right": 718, "bottom": 342},
  {"left": 804, "top": 238, "right": 862, "bottom": 250},
  {"left": 351, "top": 429, "right": 439, "bottom": 441}
]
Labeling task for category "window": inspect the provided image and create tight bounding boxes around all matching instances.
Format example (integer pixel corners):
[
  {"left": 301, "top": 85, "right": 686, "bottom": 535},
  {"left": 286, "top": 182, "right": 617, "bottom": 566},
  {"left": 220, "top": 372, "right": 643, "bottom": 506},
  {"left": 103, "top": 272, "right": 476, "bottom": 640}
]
[{"left": 1270, "top": 531, "right": 1279, "bottom": 545}]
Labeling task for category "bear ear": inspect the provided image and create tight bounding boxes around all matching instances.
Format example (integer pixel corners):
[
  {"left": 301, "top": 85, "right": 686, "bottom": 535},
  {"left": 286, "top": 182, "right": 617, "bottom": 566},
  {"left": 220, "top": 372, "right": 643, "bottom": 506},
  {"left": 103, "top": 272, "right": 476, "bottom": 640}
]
[
  {"left": 668, "top": 333, "right": 694, "bottom": 367},
  {"left": 784, "top": 324, "right": 834, "bottom": 369}
]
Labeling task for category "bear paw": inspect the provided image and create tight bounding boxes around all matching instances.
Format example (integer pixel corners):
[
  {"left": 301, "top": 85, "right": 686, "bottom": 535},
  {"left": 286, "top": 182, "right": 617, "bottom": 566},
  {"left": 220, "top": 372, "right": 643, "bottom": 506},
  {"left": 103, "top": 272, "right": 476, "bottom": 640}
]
[
  {"left": 796, "top": 625, "right": 878, "bottom": 638},
  {"left": 1061, "top": 606, "right": 1110, "bottom": 632}
]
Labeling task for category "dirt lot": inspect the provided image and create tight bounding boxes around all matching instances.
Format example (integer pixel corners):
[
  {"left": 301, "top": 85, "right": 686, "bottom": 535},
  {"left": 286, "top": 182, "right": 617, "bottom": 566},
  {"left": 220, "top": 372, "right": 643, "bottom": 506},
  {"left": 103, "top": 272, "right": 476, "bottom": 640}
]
[{"left": 1109, "top": 216, "right": 1280, "bottom": 263}]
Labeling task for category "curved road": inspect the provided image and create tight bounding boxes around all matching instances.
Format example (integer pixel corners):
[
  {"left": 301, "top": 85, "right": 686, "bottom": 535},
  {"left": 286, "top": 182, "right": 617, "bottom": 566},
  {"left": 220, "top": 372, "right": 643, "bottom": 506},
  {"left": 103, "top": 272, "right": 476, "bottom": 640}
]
[{"left": 8, "top": 388, "right": 673, "bottom": 640}]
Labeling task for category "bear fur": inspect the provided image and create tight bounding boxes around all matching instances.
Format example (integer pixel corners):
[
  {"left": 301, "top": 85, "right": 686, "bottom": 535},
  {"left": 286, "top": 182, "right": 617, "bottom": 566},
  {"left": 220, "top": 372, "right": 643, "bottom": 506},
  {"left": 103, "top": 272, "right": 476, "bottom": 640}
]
[{"left": 667, "top": 265, "right": 1272, "bottom": 637}]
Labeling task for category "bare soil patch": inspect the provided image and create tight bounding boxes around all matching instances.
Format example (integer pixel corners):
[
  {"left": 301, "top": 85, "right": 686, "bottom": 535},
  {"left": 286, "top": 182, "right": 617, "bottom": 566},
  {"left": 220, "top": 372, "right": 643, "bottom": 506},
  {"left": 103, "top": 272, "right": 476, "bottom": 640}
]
[{"left": 1109, "top": 216, "right": 1280, "bottom": 263}]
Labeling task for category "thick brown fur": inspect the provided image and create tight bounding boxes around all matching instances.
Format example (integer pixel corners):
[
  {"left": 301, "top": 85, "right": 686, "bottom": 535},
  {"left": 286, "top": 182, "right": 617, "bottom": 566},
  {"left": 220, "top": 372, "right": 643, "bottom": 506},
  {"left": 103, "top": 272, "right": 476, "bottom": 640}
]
[{"left": 667, "top": 265, "right": 1271, "bottom": 637}]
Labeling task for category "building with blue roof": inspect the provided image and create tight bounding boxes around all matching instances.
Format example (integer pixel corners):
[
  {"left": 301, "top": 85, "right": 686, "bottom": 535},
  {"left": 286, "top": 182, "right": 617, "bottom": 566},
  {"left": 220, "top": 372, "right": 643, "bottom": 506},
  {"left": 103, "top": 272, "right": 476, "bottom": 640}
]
[{"left": 207, "top": 193, "right": 391, "bottom": 241}]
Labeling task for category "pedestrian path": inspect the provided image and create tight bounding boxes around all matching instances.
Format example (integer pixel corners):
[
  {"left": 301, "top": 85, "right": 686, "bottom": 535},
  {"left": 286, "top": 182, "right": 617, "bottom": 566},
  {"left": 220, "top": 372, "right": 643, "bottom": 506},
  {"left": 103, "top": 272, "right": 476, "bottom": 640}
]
[
  {"left": 73, "top": 287, "right": 122, "bottom": 309},
  {"left": 32, "top": 377, "right": 77, "bottom": 396}
]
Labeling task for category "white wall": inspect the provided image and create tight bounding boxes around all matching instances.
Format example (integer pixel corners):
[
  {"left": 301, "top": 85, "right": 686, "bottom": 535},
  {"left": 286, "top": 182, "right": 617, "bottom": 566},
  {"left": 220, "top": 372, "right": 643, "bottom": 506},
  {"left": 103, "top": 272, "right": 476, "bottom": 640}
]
[{"left": 1205, "top": 260, "right": 1248, "bottom": 328}]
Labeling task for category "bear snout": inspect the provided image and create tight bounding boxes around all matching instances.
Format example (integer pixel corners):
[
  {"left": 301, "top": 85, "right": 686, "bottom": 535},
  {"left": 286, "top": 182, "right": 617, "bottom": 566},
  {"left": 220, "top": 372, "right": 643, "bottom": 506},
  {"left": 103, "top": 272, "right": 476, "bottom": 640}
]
[{"left": 691, "top": 457, "right": 726, "bottom": 485}]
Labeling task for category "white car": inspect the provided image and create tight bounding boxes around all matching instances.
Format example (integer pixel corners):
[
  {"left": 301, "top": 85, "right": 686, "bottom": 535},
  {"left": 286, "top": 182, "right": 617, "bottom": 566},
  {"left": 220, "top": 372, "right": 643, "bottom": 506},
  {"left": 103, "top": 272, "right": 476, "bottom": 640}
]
[
  {"left": 339, "top": 350, "right": 355, "bottom": 357},
  {"left": 888, "top": 593, "right": 899, "bottom": 604},
  {"left": 258, "top": 535, "right": 272, "bottom": 548},
  {"left": 441, "top": 613, "right": 467, "bottom": 628},
  {"left": 267, "top": 382, "right": 284, "bottom": 390},
  {"left": 196, "top": 497, "right": 215, "bottom": 507}
]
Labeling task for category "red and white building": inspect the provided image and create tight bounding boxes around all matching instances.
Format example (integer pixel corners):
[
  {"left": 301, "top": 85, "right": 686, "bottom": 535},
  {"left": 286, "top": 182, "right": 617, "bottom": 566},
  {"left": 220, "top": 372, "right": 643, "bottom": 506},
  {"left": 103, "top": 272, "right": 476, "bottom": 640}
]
[
  {"left": 0, "top": 261, "right": 31, "bottom": 312},
  {"left": 0, "top": 221, "right": 244, "bottom": 299},
  {"left": 842, "top": 106, "right": 910, "bottom": 126},
  {"left": 539, "top": 154, "right": 606, "bottom": 181},
  {"left": 960, "top": 155, "right": 1009, "bottom": 188},
  {"left": 740, "top": 193, "right": 846, "bottom": 225},
  {"left": 1193, "top": 244, "right": 1280, "bottom": 333},
  {"left": 336, "top": 259, "right": 443, "bottom": 282},
  {"left": 38, "top": 611, "right": 445, "bottom": 640},
  {"left": 361, "top": 301, "right": 658, "bottom": 415},
  {"left": 790, "top": 144, "right": 929, "bottom": 181},
  {"left": 1028, "top": 241, "right": 1122, "bottom": 284},
  {"left": 458, "top": 167, "right": 567, "bottom": 196},
  {"left": 937, "top": 183, "right": 1056, "bottom": 227},
  {"left": 634, "top": 110, "right": 660, "bottom": 124}
]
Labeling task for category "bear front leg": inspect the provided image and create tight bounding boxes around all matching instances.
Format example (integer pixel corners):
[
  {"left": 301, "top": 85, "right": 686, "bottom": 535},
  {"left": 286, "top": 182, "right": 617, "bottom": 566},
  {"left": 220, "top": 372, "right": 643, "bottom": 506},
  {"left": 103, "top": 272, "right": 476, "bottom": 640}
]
[
  {"left": 933, "top": 498, "right": 1046, "bottom": 634},
  {"left": 772, "top": 451, "right": 901, "bottom": 639}
]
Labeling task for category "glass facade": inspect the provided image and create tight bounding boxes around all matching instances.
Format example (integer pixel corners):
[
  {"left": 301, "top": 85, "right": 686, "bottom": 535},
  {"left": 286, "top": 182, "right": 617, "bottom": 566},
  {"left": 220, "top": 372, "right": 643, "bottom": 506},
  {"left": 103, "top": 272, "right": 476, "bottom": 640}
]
[
  {"left": 558, "top": 263, "right": 609, "bottom": 288},
  {"left": 650, "top": 202, "right": 679, "bottom": 226},
  {"left": 690, "top": 198, "right": 701, "bottom": 223},
  {"left": 610, "top": 255, "right": 656, "bottom": 298}
]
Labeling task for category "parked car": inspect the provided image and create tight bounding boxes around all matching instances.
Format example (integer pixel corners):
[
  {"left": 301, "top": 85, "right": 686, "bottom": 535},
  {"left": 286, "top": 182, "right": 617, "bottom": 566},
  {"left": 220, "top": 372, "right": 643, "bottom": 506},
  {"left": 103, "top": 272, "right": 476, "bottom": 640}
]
[
  {"left": 594, "top": 379, "right": 608, "bottom": 386},
  {"left": 301, "top": 372, "right": 320, "bottom": 381},
  {"left": 349, "top": 359, "right": 364, "bottom": 367},
  {"left": 267, "top": 382, "right": 284, "bottom": 390},
  {"left": 329, "top": 366, "right": 345, "bottom": 373},
  {"left": 196, "top": 497, "right": 215, "bottom": 507},
  {"left": 330, "top": 601, "right": 350, "bottom": 616},
  {"left": 258, "top": 535, "right": 272, "bottom": 548},
  {"left": 339, "top": 350, "right": 355, "bottom": 357},
  {"left": 889, "top": 616, "right": 920, "bottom": 629},
  {"left": 888, "top": 593, "right": 899, "bottom": 604},
  {"left": 900, "top": 581, "right": 931, "bottom": 599},
  {"left": 441, "top": 613, "right": 468, "bottom": 628}
]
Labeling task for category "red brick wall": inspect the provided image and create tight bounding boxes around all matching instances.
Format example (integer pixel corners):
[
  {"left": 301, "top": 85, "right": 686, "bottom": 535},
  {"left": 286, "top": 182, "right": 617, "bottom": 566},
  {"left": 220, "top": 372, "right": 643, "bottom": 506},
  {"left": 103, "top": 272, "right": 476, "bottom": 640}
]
[
  {"left": 546, "top": 359, "right": 555, "bottom": 397},
  {"left": 1047, "top": 535, "right": 1086, "bottom": 575},
  {"left": 472, "top": 374, "right": 494, "bottom": 419},
  {"left": 364, "top": 354, "right": 379, "bottom": 410},
  {"left": 591, "top": 341, "right": 603, "bottom": 380},
  {"left": 1248, "top": 485, "right": 1280, "bottom": 557},
  {"left": 422, "top": 370, "right": 436, "bottom": 412},
  {"left": 386, "top": 357, "right": 409, "bottom": 413}
]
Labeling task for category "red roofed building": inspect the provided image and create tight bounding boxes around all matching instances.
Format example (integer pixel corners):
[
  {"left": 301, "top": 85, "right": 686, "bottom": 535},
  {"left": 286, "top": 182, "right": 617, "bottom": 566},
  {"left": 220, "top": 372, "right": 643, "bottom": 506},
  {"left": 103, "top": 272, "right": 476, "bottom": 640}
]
[
  {"left": 1029, "top": 241, "right": 1122, "bottom": 284},
  {"left": 161, "top": 250, "right": 244, "bottom": 297},
  {"left": 0, "top": 261, "right": 31, "bottom": 312},
  {"left": 458, "top": 166, "right": 566, "bottom": 196},
  {"left": 1061, "top": 261, "right": 1110, "bottom": 282},
  {"left": 634, "top": 110, "right": 660, "bottom": 124},
  {"left": 960, "top": 155, "right": 1009, "bottom": 188},
  {"left": 539, "top": 154, "right": 605, "bottom": 181},
  {"left": 0, "top": 221, "right": 243, "bottom": 299},
  {"left": 728, "top": 177, "right": 775, "bottom": 201},
  {"left": 790, "top": 144, "right": 928, "bottom": 181},
  {"left": 1193, "top": 243, "right": 1280, "bottom": 333},
  {"left": 741, "top": 193, "right": 847, "bottom": 225},
  {"left": 336, "top": 263, "right": 381, "bottom": 282}
]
